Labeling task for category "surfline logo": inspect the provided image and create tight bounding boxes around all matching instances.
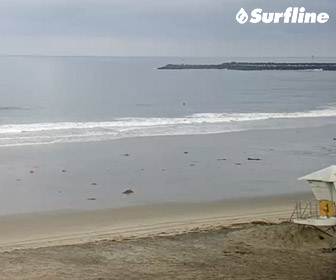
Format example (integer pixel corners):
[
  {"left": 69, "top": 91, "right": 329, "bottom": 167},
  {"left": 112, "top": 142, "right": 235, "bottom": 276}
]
[{"left": 236, "top": 7, "right": 329, "bottom": 24}]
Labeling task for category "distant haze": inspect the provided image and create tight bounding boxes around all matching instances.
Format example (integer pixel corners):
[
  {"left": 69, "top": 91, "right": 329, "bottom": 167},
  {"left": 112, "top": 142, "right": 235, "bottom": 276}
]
[{"left": 0, "top": 0, "right": 335, "bottom": 57}]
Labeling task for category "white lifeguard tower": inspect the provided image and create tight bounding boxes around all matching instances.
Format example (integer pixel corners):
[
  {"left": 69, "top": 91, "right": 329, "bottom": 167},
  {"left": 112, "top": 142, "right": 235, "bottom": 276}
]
[{"left": 290, "top": 165, "right": 336, "bottom": 249}]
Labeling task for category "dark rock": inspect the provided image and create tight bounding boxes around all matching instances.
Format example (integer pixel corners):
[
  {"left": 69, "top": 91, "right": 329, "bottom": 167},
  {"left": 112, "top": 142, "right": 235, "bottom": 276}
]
[
  {"left": 247, "top": 158, "right": 262, "bottom": 161},
  {"left": 30, "top": 171, "right": 34, "bottom": 174},
  {"left": 124, "top": 153, "right": 130, "bottom": 157},
  {"left": 87, "top": 198, "right": 97, "bottom": 201},
  {"left": 123, "top": 189, "right": 134, "bottom": 195},
  {"left": 91, "top": 183, "right": 97, "bottom": 186}
]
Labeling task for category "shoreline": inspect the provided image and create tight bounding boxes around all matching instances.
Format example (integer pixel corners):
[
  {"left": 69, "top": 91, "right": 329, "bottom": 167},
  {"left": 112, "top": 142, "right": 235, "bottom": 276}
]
[
  {"left": 0, "top": 192, "right": 312, "bottom": 251},
  {"left": 1, "top": 121, "right": 335, "bottom": 149}
]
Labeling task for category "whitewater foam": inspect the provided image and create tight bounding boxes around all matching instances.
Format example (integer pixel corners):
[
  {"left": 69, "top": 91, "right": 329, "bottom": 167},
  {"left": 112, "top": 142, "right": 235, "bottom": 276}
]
[{"left": 0, "top": 107, "right": 335, "bottom": 146}]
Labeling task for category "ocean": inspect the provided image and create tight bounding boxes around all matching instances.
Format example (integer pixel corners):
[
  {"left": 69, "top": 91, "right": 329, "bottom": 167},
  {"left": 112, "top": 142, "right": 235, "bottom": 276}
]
[{"left": 0, "top": 56, "right": 335, "bottom": 147}]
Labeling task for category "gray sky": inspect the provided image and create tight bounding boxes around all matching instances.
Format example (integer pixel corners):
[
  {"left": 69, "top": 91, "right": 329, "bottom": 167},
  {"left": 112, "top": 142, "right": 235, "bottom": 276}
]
[{"left": 0, "top": 0, "right": 334, "bottom": 57}]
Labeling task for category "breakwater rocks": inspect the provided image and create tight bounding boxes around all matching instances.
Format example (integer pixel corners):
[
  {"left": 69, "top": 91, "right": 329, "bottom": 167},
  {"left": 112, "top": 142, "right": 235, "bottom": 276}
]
[{"left": 158, "top": 62, "right": 336, "bottom": 71}]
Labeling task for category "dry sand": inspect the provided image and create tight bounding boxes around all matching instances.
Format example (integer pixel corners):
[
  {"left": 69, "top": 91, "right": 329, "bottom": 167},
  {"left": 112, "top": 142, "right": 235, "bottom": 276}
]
[
  {"left": 0, "top": 192, "right": 335, "bottom": 279},
  {"left": 0, "top": 223, "right": 335, "bottom": 280},
  {"left": 0, "top": 192, "right": 311, "bottom": 251}
]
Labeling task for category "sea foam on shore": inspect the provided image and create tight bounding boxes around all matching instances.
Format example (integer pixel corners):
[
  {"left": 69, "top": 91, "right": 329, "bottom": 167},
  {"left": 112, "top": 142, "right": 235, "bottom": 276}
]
[{"left": 0, "top": 107, "right": 336, "bottom": 146}]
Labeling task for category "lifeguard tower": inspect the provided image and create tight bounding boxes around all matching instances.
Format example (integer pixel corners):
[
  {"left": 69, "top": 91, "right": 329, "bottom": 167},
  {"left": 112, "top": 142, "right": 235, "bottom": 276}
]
[{"left": 290, "top": 165, "right": 336, "bottom": 249}]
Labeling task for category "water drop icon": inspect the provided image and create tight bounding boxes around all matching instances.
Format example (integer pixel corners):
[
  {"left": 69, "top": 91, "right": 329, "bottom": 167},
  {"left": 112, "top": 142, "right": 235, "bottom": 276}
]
[{"left": 236, "top": 8, "right": 248, "bottom": 24}]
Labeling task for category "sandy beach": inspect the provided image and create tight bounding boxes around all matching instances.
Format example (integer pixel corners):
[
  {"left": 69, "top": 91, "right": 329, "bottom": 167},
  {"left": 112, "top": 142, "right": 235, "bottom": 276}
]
[
  {"left": 0, "top": 126, "right": 335, "bottom": 278},
  {"left": 2, "top": 223, "right": 335, "bottom": 280},
  {"left": 0, "top": 194, "right": 335, "bottom": 279},
  {"left": 0, "top": 192, "right": 311, "bottom": 251}
]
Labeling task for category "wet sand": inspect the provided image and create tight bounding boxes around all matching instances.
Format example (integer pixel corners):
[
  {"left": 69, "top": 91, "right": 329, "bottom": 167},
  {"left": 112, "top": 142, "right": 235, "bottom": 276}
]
[{"left": 0, "top": 124, "right": 335, "bottom": 215}]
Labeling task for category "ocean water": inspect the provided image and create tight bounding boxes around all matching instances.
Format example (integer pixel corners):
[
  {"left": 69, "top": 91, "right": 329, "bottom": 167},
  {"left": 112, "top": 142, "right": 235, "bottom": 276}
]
[{"left": 0, "top": 56, "right": 335, "bottom": 147}]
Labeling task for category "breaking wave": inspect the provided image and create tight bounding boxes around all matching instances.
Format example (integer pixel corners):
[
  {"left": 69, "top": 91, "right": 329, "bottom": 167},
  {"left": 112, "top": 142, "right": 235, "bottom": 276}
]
[{"left": 0, "top": 107, "right": 335, "bottom": 147}]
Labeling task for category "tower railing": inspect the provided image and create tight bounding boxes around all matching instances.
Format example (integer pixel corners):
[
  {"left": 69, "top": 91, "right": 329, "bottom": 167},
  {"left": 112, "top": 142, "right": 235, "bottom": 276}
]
[{"left": 289, "top": 200, "right": 319, "bottom": 221}]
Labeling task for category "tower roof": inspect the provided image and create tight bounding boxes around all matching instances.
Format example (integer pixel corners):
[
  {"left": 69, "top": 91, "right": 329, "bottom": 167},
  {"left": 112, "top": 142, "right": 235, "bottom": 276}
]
[{"left": 299, "top": 165, "right": 336, "bottom": 182}]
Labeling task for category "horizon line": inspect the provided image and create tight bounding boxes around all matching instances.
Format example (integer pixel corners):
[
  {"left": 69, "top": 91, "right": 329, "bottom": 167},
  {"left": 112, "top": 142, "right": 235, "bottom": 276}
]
[{"left": 0, "top": 54, "right": 336, "bottom": 59}]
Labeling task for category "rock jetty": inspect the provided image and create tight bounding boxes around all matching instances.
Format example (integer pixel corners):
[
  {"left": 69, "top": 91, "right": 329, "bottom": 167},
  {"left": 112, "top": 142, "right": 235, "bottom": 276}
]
[{"left": 158, "top": 62, "right": 336, "bottom": 71}]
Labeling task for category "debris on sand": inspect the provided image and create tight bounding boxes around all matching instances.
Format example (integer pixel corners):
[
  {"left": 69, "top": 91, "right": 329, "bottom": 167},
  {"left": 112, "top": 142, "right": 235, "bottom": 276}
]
[
  {"left": 217, "top": 158, "right": 227, "bottom": 161},
  {"left": 30, "top": 170, "right": 34, "bottom": 174},
  {"left": 235, "top": 163, "right": 241, "bottom": 166},
  {"left": 123, "top": 189, "right": 134, "bottom": 195},
  {"left": 62, "top": 169, "right": 67, "bottom": 173},
  {"left": 91, "top": 183, "right": 97, "bottom": 186},
  {"left": 87, "top": 198, "right": 96, "bottom": 201},
  {"left": 184, "top": 152, "right": 189, "bottom": 154},
  {"left": 250, "top": 221, "right": 270, "bottom": 225},
  {"left": 124, "top": 153, "right": 130, "bottom": 157},
  {"left": 247, "top": 158, "right": 262, "bottom": 161}
]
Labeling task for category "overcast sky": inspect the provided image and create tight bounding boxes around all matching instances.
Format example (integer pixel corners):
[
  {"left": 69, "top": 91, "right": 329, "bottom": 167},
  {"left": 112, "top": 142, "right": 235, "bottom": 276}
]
[{"left": 0, "top": 0, "right": 334, "bottom": 57}]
